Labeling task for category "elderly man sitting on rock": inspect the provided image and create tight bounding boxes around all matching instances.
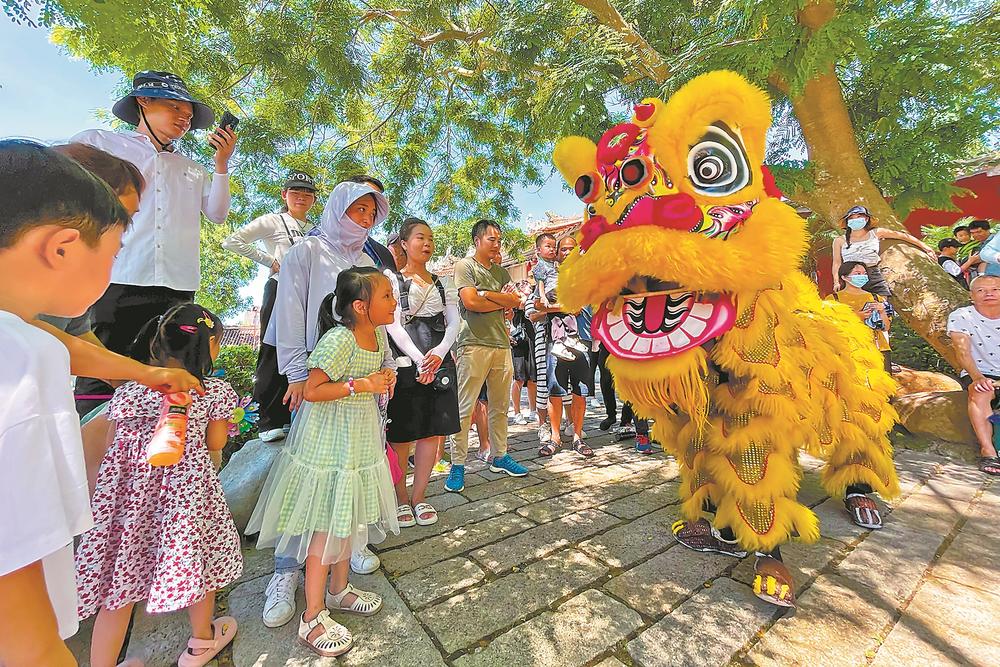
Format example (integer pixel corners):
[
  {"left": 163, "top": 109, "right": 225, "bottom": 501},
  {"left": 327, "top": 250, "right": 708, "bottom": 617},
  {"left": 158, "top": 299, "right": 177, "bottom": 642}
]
[{"left": 948, "top": 274, "right": 1000, "bottom": 476}]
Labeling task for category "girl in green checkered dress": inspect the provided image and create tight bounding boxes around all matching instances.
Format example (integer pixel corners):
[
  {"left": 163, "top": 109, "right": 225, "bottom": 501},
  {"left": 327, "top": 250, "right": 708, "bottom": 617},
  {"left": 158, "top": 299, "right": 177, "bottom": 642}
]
[{"left": 249, "top": 267, "right": 400, "bottom": 657}]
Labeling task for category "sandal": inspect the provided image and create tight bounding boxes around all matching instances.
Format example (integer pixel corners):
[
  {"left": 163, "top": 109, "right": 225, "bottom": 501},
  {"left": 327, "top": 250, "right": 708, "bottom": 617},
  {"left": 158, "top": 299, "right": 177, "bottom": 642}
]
[
  {"left": 298, "top": 610, "right": 353, "bottom": 657},
  {"left": 413, "top": 502, "right": 438, "bottom": 526},
  {"left": 572, "top": 438, "right": 594, "bottom": 458},
  {"left": 396, "top": 503, "right": 416, "bottom": 528},
  {"left": 752, "top": 555, "right": 796, "bottom": 608},
  {"left": 177, "top": 616, "right": 237, "bottom": 667},
  {"left": 845, "top": 493, "right": 883, "bottom": 529},
  {"left": 539, "top": 442, "right": 560, "bottom": 457},
  {"left": 672, "top": 518, "right": 748, "bottom": 557},
  {"left": 978, "top": 456, "right": 1000, "bottom": 476},
  {"left": 325, "top": 582, "right": 383, "bottom": 616}
]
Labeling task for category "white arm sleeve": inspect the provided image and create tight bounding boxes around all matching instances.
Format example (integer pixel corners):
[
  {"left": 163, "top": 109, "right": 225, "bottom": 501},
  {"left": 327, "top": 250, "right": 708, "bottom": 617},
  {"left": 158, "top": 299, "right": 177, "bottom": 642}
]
[
  {"left": 429, "top": 301, "right": 461, "bottom": 359},
  {"left": 384, "top": 272, "right": 426, "bottom": 365},
  {"left": 275, "top": 249, "right": 310, "bottom": 382},
  {"left": 221, "top": 215, "right": 276, "bottom": 268},
  {"left": 202, "top": 172, "right": 231, "bottom": 224}
]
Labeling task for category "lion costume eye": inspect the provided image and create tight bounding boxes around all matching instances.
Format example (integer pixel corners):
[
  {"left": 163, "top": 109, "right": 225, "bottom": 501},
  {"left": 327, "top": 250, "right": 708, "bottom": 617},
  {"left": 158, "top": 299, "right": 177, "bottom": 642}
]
[
  {"left": 574, "top": 173, "right": 601, "bottom": 203},
  {"left": 686, "top": 122, "right": 750, "bottom": 196},
  {"left": 619, "top": 156, "right": 651, "bottom": 188}
]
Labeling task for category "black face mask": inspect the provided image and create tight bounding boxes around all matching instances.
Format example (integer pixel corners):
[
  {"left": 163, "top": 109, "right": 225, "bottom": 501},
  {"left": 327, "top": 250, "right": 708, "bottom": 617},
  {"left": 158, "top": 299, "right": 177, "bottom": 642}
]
[{"left": 137, "top": 105, "right": 175, "bottom": 152}]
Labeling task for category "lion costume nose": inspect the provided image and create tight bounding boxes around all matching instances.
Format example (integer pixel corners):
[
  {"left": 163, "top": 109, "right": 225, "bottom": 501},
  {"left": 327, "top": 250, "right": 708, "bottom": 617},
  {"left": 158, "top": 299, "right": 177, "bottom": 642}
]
[{"left": 579, "top": 192, "right": 703, "bottom": 252}]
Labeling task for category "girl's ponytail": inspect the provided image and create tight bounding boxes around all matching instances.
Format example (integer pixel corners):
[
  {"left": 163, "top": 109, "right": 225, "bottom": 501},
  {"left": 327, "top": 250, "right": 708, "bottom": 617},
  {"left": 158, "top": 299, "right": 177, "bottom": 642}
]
[
  {"left": 134, "top": 303, "right": 223, "bottom": 381},
  {"left": 317, "top": 292, "right": 340, "bottom": 338}
]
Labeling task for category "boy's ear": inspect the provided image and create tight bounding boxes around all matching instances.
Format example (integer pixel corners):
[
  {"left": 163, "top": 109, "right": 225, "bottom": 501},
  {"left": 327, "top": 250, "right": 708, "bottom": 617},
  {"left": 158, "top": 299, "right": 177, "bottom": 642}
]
[{"left": 41, "top": 227, "right": 83, "bottom": 267}]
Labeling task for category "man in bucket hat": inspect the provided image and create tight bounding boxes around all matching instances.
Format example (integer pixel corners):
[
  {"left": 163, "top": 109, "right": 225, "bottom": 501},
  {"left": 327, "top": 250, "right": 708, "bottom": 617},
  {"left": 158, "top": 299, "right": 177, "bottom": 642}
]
[{"left": 71, "top": 70, "right": 238, "bottom": 415}]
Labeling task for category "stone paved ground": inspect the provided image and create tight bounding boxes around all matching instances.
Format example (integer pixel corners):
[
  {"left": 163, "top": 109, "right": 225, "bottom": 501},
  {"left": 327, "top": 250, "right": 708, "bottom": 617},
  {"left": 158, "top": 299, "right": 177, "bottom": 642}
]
[{"left": 69, "top": 406, "right": 999, "bottom": 666}]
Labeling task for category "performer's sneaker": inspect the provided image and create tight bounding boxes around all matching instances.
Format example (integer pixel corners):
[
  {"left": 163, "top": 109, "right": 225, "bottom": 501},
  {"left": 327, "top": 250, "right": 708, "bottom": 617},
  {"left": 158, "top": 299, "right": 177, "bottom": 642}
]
[
  {"left": 634, "top": 435, "right": 653, "bottom": 454},
  {"left": 672, "top": 518, "right": 748, "bottom": 558}
]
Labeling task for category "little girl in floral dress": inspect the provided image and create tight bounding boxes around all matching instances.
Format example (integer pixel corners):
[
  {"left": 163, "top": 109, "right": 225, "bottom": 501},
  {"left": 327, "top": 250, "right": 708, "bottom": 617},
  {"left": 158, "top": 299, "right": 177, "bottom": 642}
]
[
  {"left": 248, "top": 267, "right": 400, "bottom": 657},
  {"left": 75, "top": 304, "right": 242, "bottom": 667}
]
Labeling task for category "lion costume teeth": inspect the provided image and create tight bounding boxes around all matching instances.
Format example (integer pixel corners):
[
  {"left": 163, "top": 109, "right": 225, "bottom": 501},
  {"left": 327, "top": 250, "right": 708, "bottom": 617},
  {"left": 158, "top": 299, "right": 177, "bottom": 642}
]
[{"left": 551, "top": 70, "right": 899, "bottom": 562}]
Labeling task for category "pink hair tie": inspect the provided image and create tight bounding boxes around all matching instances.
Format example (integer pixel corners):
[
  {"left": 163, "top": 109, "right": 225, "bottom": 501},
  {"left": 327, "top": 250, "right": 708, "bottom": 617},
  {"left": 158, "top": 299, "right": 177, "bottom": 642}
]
[{"left": 178, "top": 325, "right": 198, "bottom": 334}]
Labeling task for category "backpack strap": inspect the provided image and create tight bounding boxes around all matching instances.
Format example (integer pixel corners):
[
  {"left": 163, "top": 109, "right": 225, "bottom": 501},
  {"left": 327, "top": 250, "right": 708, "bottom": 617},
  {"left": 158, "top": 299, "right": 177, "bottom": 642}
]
[
  {"left": 430, "top": 272, "right": 447, "bottom": 306},
  {"left": 393, "top": 271, "right": 411, "bottom": 314}
]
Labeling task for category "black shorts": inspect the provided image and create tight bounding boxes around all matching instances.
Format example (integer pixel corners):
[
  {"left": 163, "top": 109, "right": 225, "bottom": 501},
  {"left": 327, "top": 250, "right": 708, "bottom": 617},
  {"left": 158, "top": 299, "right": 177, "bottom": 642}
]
[
  {"left": 959, "top": 373, "right": 1000, "bottom": 409},
  {"left": 548, "top": 352, "right": 593, "bottom": 398},
  {"left": 512, "top": 355, "right": 533, "bottom": 383}
]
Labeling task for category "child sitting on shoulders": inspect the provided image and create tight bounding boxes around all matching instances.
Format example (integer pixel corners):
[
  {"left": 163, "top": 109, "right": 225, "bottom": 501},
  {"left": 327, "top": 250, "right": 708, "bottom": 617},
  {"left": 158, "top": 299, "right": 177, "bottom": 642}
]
[
  {"left": 248, "top": 267, "right": 400, "bottom": 658},
  {"left": 75, "top": 304, "right": 242, "bottom": 667}
]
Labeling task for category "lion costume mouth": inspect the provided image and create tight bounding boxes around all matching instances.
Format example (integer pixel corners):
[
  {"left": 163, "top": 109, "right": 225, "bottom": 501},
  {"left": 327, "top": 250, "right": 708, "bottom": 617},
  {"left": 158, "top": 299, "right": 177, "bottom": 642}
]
[{"left": 593, "top": 276, "right": 736, "bottom": 360}]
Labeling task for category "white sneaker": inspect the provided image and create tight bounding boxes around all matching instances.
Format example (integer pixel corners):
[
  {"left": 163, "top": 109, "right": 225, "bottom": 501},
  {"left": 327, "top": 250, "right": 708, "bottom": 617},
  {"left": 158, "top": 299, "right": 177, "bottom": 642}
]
[
  {"left": 524, "top": 410, "right": 538, "bottom": 422},
  {"left": 512, "top": 413, "right": 529, "bottom": 425},
  {"left": 351, "top": 546, "right": 380, "bottom": 575},
  {"left": 263, "top": 571, "right": 299, "bottom": 628},
  {"left": 589, "top": 397, "right": 601, "bottom": 409},
  {"left": 562, "top": 420, "right": 574, "bottom": 436},
  {"left": 261, "top": 428, "right": 286, "bottom": 443},
  {"left": 551, "top": 341, "right": 575, "bottom": 361}
]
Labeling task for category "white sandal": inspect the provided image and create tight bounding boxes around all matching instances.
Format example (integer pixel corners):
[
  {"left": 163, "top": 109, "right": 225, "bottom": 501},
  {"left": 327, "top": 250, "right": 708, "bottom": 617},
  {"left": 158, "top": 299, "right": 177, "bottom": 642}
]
[
  {"left": 396, "top": 503, "right": 416, "bottom": 528},
  {"left": 297, "top": 610, "right": 353, "bottom": 657},
  {"left": 413, "top": 502, "right": 438, "bottom": 526},
  {"left": 326, "top": 582, "right": 383, "bottom": 616}
]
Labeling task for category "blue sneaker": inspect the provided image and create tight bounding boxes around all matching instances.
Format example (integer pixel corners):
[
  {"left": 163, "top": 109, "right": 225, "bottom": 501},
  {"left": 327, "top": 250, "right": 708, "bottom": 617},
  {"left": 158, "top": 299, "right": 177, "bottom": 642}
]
[
  {"left": 490, "top": 454, "right": 528, "bottom": 477},
  {"left": 445, "top": 464, "right": 465, "bottom": 492},
  {"left": 635, "top": 435, "right": 653, "bottom": 455}
]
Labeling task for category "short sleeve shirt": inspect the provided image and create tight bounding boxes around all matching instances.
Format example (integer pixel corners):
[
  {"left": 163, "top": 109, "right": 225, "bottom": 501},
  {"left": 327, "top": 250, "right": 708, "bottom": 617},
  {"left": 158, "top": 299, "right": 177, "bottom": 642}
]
[
  {"left": 947, "top": 306, "right": 1000, "bottom": 377},
  {"left": 453, "top": 257, "right": 512, "bottom": 349},
  {"left": 0, "top": 311, "right": 93, "bottom": 639}
]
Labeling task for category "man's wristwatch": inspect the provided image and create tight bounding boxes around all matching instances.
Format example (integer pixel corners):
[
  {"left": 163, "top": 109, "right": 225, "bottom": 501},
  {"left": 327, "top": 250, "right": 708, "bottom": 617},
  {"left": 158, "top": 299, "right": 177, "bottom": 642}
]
[{"left": 477, "top": 289, "right": 486, "bottom": 298}]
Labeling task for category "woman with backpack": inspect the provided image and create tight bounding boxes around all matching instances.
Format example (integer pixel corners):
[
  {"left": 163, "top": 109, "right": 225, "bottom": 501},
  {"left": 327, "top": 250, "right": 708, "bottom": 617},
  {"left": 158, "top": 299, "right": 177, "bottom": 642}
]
[{"left": 384, "top": 218, "right": 461, "bottom": 527}]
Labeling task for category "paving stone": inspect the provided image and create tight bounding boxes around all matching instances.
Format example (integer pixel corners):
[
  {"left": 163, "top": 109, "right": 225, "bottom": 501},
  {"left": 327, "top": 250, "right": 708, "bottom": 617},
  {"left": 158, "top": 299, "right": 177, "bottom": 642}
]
[
  {"left": 731, "top": 537, "right": 845, "bottom": 593},
  {"left": 378, "top": 493, "right": 528, "bottom": 550},
  {"left": 605, "top": 544, "right": 733, "bottom": 618},
  {"left": 871, "top": 575, "right": 1000, "bottom": 667},
  {"left": 920, "top": 464, "right": 984, "bottom": 502},
  {"left": 461, "top": 474, "right": 545, "bottom": 501},
  {"left": 472, "top": 508, "right": 621, "bottom": 573},
  {"left": 417, "top": 549, "right": 608, "bottom": 654},
  {"left": 594, "top": 658, "right": 628, "bottom": 667},
  {"left": 454, "top": 589, "right": 642, "bottom": 667},
  {"left": 813, "top": 496, "right": 872, "bottom": 544},
  {"left": 836, "top": 522, "right": 945, "bottom": 606},
  {"left": 796, "top": 471, "right": 830, "bottom": 507},
  {"left": 124, "top": 602, "right": 201, "bottom": 666},
  {"left": 393, "top": 557, "right": 486, "bottom": 609},
  {"left": 380, "top": 512, "right": 534, "bottom": 575},
  {"left": 578, "top": 507, "right": 677, "bottom": 568},
  {"left": 515, "top": 472, "right": 669, "bottom": 523},
  {"left": 962, "top": 494, "right": 999, "bottom": 537},
  {"left": 747, "top": 574, "right": 894, "bottom": 667},
  {"left": 627, "top": 577, "right": 775, "bottom": 667},
  {"left": 423, "top": 491, "right": 469, "bottom": 513},
  {"left": 932, "top": 528, "right": 1000, "bottom": 595},
  {"left": 602, "top": 482, "right": 680, "bottom": 520},
  {"left": 66, "top": 614, "right": 95, "bottom": 666},
  {"left": 228, "top": 570, "right": 445, "bottom": 667},
  {"left": 885, "top": 485, "right": 966, "bottom": 535}
]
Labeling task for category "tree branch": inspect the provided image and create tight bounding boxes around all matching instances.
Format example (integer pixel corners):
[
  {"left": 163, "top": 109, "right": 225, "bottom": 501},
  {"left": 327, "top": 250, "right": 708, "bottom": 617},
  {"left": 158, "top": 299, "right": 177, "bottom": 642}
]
[{"left": 571, "top": 0, "right": 670, "bottom": 84}]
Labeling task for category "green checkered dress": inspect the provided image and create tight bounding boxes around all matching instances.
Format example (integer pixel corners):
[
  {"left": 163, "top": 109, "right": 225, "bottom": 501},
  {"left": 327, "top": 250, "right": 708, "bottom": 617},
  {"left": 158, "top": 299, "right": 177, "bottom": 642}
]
[{"left": 247, "top": 326, "right": 399, "bottom": 563}]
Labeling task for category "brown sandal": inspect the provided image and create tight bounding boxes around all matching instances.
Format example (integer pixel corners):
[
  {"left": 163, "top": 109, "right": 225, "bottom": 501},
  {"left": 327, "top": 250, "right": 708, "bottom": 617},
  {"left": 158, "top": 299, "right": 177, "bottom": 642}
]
[
  {"left": 572, "top": 439, "right": 594, "bottom": 458},
  {"left": 539, "top": 442, "right": 560, "bottom": 457},
  {"left": 845, "top": 493, "right": 883, "bottom": 529},
  {"left": 752, "top": 556, "right": 796, "bottom": 608},
  {"left": 671, "top": 518, "right": 748, "bottom": 557}
]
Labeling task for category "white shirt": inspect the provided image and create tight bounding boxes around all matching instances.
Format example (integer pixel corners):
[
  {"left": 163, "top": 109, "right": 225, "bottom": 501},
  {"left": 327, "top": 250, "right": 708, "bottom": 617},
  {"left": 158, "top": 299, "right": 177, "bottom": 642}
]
[
  {"left": 0, "top": 311, "right": 93, "bottom": 639},
  {"left": 71, "top": 129, "right": 231, "bottom": 291},
  {"left": 222, "top": 212, "right": 313, "bottom": 276},
  {"left": 947, "top": 306, "right": 1000, "bottom": 377},
  {"left": 384, "top": 271, "right": 461, "bottom": 365},
  {"left": 840, "top": 231, "right": 881, "bottom": 266}
]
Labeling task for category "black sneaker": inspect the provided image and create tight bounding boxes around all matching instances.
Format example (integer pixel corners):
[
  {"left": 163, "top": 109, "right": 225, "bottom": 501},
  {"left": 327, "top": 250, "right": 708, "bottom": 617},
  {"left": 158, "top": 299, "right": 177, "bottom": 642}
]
[{"left": 599, "top": 416, "right": 616, "bottom": 431}]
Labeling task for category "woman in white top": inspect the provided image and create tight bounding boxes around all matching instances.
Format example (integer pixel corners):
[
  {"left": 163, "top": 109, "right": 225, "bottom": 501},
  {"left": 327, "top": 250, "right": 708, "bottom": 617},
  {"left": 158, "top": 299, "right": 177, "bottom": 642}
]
[
  {"left": 223, "top": 172, "right": 317, "bottom": 442},
  {"left": 385, "top": 218, "right": 461, "bottom": 528},
  {"left": 831, "top": 204, "right": 936, "bottom": 296}
]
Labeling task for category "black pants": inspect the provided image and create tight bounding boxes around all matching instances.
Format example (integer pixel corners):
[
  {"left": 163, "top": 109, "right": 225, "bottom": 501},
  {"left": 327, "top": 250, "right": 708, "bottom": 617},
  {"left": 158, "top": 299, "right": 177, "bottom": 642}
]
[
  {"left": 75, "top": 283, "right": 194, "bottom": 416},
  {"left": 254, "top": 276, "right": 292, "bottom": 431},
  {"left": 597, "top": 345, "right": 617, "bottom": 420}
]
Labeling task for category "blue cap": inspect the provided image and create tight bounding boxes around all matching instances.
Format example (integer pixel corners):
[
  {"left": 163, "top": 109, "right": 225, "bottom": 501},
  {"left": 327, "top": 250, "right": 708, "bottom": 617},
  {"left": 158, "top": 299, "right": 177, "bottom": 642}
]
[
  {"left": 112, "top": 71, "right": 215, "bottom": 130},
  {"left": 841, "top": 205, "right": 872, "bottom": 219}
]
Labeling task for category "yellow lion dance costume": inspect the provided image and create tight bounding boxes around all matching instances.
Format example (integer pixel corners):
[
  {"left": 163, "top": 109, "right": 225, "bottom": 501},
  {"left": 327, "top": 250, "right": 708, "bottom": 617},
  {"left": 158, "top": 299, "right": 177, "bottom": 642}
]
[{"left": 553, "top": 71, "right": 899, "bottom": 607}]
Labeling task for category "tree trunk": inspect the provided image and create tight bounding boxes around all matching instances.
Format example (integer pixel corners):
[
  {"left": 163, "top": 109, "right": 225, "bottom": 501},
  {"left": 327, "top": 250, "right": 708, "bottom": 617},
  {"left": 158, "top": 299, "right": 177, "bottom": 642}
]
[{"left": 785, "top": 2, "right": 968, "bottom": 370}]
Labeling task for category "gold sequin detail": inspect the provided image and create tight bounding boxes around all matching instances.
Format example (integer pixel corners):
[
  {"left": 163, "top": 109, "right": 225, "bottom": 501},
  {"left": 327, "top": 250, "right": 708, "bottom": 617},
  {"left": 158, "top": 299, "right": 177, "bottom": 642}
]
[
  {"left": 729, "top": 441, "right": 770, "bottom": 485},
  {"left": 821, "top": 372, "right": 838, "bottom": 393},
  {"left": 737, "top": 318, "right": 781, "bottom": 367},
  {"left": 859, "top": 403, "right": 882, "bottom": 423},
  {"left": 758, "top": 379, "right": 795, "bottom": 398},
  {"left": 817, "top": 415, "right": 833, "bottom": 445},
  {"left": 722, "top": 409, "right": 760, "bottom": 436},
  {"left": 840, "top": 397, "right": 852, "bottom": 423},
  {"left": 845, "top": 454, "right": 892, "bottom": 486},
  {"left": 737, "top": 499, "right": 776, "bottom": 535},
  {"left": 735, "top": 292, "right": 763, "bottom": 328}
]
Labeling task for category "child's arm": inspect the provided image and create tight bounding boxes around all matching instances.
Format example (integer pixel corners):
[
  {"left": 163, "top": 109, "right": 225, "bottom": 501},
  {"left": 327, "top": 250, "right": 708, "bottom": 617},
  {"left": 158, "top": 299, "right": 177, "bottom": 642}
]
[
  {"left": 0, "top": 562, "right": 76, "bottom": 666},
  {"left": 205, "top": 420, "right": 229, "bottom": 472},
  {"left": 302, "top": 367, "right": 393, "bottom": 403}
]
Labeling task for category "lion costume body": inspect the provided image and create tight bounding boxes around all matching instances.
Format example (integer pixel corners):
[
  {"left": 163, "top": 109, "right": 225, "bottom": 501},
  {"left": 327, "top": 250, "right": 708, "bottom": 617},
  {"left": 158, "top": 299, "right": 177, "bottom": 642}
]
[{"left": 552, "top": 71, "right": 899, "bottom": 603}]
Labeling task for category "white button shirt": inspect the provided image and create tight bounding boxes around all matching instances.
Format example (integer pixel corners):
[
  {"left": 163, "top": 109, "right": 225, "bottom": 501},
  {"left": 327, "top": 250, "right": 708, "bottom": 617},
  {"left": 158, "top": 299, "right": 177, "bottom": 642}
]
[{"left": 70, "top": 129, "right": 231, "bottom": 291}]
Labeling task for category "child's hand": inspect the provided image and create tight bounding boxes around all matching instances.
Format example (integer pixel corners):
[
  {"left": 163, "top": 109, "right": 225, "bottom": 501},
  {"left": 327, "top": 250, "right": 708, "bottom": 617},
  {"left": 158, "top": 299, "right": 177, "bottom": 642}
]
[
  {"left": 361, "top": 371, "right": 392, "bottom": 394},
  {"left": 384, "top": 368, "right": 397, "bottom": 398},
  {"left": 140, "top": 366, "right": 205, "bottom": 396}
]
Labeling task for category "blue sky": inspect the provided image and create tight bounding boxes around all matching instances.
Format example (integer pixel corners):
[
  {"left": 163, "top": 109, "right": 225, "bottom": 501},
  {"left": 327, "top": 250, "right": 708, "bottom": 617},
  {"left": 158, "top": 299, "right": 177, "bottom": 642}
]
[{"left": 0, "top": 19, "right": 580, "bottom": 309}]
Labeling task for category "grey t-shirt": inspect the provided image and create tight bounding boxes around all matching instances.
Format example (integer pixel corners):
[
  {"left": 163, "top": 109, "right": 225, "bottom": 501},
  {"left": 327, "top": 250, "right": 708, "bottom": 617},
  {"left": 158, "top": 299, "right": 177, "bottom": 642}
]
[
  {"left": 38, "top": 312, "right": 92, "bottom": 336},
  {"left": 453, "top": 257, "right": 512, "bottom": 349}
]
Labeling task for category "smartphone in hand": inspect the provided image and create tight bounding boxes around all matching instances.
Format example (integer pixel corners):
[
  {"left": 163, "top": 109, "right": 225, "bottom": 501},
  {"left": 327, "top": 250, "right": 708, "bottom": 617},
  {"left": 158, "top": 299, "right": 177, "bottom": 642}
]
[{"left": 209, "top": 111, "right": 240, "bottom": 151}]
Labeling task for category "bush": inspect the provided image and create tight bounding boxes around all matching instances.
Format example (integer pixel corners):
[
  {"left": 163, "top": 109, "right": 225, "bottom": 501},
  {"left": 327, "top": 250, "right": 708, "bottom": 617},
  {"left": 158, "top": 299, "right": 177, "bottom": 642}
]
[{"left": 890, "top": 317, "right": 955, "bottom": 376}]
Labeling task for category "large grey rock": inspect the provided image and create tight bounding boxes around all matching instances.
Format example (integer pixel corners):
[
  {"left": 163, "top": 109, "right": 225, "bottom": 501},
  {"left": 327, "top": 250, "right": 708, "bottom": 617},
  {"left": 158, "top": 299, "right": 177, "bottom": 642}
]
[
  {"left": 221, "top": 438, "right": 283, "bottom": 534},
  {"left": 380, "top": 512, "right": 535, "bottom": 575},
  {"left": 124, "top": 602, "right": 201, "bottom": 667},
  {"left": 747, "top": 574, "right": 894, "bottom": 667},
  {"left": 454, "top": 589, "right": 643, "bottom": 667},
  {"left": 605, "top": 545, "right": 733, "bottom": 618},
  {"left": 417, "top": 548, "right": 608, "bottom": 654},
  {"left": 627, "top": 577, "right": 775, "bottom": 667},
  {"left": 471, "top": 508, "right": 621, "bottom": 574},
  {"left": 872, "top": 575, "right": 1000, "bottom": 667},
  {"left": 894, "top": 390, "right": 976, "bottom": 444}
]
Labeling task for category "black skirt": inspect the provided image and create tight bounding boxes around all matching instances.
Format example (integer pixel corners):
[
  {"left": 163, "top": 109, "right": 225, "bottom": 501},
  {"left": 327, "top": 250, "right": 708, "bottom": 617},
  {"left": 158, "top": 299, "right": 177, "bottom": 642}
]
[{"left": 386, "top": 378, "right": 460, "bottom": 443}]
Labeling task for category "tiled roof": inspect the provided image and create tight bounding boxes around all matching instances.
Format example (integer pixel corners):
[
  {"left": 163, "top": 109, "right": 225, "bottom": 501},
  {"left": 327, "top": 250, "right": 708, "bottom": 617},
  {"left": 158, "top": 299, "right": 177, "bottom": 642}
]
[{"left": 221, "top": 325, "right": 260, "bottom": 350}]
